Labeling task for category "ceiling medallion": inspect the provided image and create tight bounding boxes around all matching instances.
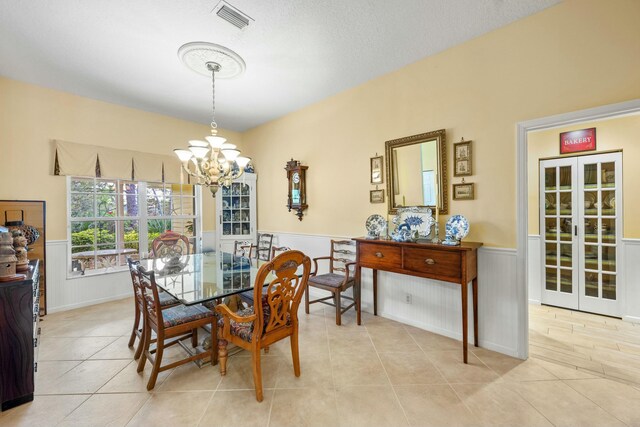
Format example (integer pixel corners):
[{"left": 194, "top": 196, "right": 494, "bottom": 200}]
[{"left": 177, "top": 42, "right": 246, "bottom": 79}]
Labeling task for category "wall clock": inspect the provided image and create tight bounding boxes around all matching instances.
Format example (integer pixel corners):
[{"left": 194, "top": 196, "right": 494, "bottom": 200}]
[{"left": 285, "top": 159, "right": 308, "bottom": 221}]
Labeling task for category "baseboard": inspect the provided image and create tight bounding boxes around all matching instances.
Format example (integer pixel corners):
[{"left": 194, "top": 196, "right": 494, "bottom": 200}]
[
  {"left": 529, "top": 299, "right": 541, "bottom": 305},
  {"left": 622, "top": 315, "right": 640, "bottom": 324},
  {"left": 379, "top": 310, "right": 520, "bottom": 358},
  {"left": 47, "top": 292, "right": 131, "bottom": 314}
]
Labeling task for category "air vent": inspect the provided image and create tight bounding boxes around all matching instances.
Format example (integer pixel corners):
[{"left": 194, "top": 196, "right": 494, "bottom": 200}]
[{"left": 214, "top": 1, "right": 253, "bottom": 30}]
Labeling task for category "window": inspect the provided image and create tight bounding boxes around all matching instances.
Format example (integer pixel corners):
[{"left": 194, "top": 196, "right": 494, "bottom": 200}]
[{"left": 68, "top": 177, "right": 199, "bottom": 275}]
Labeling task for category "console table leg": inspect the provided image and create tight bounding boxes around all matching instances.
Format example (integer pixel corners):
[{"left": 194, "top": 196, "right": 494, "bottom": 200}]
[
  {"left": 473, "top": 277, "right": 478, "bottom": 347},
  {"left": 356, "top": 276, "right": 362, "bottom": 325},
  {"left": 372, "top": 269, "right": 378, "bottom": 316},
  {"left": 461, "top": 281, "right": 468, "bottom": 364}
]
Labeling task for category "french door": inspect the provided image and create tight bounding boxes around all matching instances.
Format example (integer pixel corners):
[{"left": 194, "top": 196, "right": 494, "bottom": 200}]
[{"left": 540, "top": 152, "right": 622, "bottom": 317}]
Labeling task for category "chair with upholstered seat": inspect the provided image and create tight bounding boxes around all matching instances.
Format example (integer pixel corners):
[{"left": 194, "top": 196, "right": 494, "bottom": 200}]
[
  {"left": 246, "top": 233, "right": 274, "bottom": 262},
  {"left": 306, "top": 240, "right": 361, "bottom": 326},
  {"left": 136, "top": 264, "right": 217, "bottom": 390},
  {"left": 215, "top": 250, "right": 311, "bottom": 402},
  {"left": 127, "top": 258, "right": 180, "bottom": 360},
  {"left": 271, "top": 246, "right": 291, "bottom": 259},
  {"left": 151, "top": 230, "right": 191, "bottom": 259}
]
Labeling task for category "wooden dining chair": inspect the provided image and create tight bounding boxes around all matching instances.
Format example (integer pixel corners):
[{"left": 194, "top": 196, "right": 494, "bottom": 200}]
[
  {"left": 271, "top": 246, "right": 291, "bottom": 259},
  {"left": 216, "top": 250, "right": 311, "bottom": 402},
  {"left": 151, "top": 230, "right": 191, "bottom": 259},
  {"left": 127, "top": 258, "right": 180, "bottom": 360},
  {"left": 136, "top": 265, "right": 217, "bottom": 390},
  {"left": 245, "top": 233, "right": 274, "bottom": 261},
  {"left": 233, "top": 239, "right": 252, "bottom": 257},
  {"left": 306, "top": 240, "right": 361, "bottom": 325}
]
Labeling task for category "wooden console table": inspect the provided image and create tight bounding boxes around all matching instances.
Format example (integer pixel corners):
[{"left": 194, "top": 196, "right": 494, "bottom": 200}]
[{"left": 353, "top": 238, "right": 482, "bottom": 363}]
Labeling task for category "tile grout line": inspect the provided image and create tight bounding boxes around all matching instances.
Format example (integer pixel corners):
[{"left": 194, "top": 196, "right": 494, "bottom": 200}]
[
  {"left": 561, "top": 379, "right": 633, "bottom": 427},
  {"left": 370, "top": 323, "right": 411, "bottom": 426}
]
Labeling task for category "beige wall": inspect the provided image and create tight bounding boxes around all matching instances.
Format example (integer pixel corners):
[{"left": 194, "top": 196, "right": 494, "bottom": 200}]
[
  {"left": 527, "top": 114, "right": 640, "bottom": 237},
  {"left": 0, "top": 78, "right": 241, "bottom": 239},
  {"left": 243, "top": 0, "right": 640, "bottom": 248}
]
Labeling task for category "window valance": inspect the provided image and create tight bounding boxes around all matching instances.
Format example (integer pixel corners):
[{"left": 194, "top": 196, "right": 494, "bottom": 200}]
[{"left": 52, "top": 140, "right": 183, "bottom": 183}]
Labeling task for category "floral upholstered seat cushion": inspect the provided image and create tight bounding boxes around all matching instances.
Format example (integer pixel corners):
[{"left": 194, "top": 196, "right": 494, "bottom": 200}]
[
  {"left": 158, "top": 291, "right": 179, "bottom": 307},
  {"left": 218, "top": 296, "right": 290, "bottom": 343},
  {"left": 162, "top": 304, "right": 214, "bottom": 328},
  {"left": 309, "top": 273, "right": 352, "bottom": 288}
]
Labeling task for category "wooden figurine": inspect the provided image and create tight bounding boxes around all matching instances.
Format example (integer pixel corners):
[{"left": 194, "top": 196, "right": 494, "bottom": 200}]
[
  {"left": 12, "top": 229, "right": 29, "bottom": 272},
  {"left": 0, "top": 231, "right": 17, "bottom": 278}
]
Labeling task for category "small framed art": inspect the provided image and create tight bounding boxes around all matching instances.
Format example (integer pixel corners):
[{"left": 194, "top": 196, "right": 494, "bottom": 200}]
[
  {"left": 370, "top": 155, "right": 384, "bottom": 184},
  {"left": 370, "top": 189, "right": 385, "bottom": 203},
  {"left": 453, "top": 140, "right": 472, "bottom": 177},
  {"left": 453, "top": 183, "right": 474, "bottom": 200}
]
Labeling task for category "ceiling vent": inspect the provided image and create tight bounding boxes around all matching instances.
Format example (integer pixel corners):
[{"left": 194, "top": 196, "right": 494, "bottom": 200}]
[{"left": 213, "top": 1, "right": 253, "bottom": 30}]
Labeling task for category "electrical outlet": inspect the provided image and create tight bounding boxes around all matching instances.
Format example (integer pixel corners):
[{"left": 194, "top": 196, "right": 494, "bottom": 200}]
[{"left": 405, "top": 293, "right": 412, "bottom": 304}]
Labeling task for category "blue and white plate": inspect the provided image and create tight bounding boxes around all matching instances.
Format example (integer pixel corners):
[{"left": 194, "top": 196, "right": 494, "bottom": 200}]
[
  {"left": 445, "top": 215, "right": 470, "bottom": 241},
  {"left": 365, "top": 214, "right": 387, "bottom": 237}
]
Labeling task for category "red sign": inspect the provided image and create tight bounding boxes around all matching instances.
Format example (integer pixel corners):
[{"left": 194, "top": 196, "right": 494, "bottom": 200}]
[{"left": 560, "top": 128, "right": 596, "bottom": 154}]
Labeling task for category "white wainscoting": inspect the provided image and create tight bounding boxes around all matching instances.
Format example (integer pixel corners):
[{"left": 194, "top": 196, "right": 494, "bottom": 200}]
[
  {"left": 264, "top": 231, "right": 520, "bottom": 357},
  {"left": 46, "top": 240, "right": 131, "bottom": 313},
  {"left": 528, "top": 235, "right": 542, "bottom": 305},
  {"left": 528, "top": 235, "right": 640, "bottom": 323},
  {"left": 622, "top": 238, "right": 640, "bottom": 323}
]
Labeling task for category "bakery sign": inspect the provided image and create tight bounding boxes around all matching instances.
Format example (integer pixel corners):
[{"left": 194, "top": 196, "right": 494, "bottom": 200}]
[{"left": 560, "top": 128, "right": 596, "bottom": 154}]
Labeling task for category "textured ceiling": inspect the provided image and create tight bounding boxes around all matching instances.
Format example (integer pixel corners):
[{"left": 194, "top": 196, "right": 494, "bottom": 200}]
[{"left": 0, "top": 0, "right": 559, "bottom": 131}]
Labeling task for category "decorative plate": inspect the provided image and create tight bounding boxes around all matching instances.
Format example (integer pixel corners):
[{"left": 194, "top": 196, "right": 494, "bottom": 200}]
[
  {"left": 445, "top": 215, "right": 470, "bottom": 241},
  {"left": 365, "top": 214, "right": 387, "bottom": 237},
  {"left": 394, "top": 207, "right": 435, "bottom": 238}
]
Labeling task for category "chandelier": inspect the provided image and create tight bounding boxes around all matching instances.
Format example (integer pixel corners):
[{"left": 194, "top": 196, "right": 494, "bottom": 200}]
[{"left": 173, "top": 42, "right": 250, "bottom": 196}]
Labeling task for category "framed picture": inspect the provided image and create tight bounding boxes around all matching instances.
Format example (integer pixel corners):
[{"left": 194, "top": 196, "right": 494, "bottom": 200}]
[
  {"left": 370, "top": 189, "right": 385, "bottom": 203},
  {"left": 453, "top": 140, "right": 472, "bottom": 177},
  {"left": 453, "top": 183, "right": 475, "bottom": 200},
  {"left": 370, "top": 155, "right": 384, "bottom": 184}
]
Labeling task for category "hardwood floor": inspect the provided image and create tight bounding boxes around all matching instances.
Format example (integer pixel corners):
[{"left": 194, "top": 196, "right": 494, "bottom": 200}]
[{"left": 530, "top": 303, "right": 640, "bottom": 385}]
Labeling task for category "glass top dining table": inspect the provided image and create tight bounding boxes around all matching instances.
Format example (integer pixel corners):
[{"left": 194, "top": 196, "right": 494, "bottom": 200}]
[{"left": 139, "top": 251, "right": 273, "bottom": 306}]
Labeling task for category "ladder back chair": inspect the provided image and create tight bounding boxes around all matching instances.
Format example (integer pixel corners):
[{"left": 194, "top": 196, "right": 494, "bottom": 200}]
[
  {"left": 151, "top": 230, "right": 191, "bottom": 259},
  {"left": 216, "top": 250, "right": 311, "bottom": 402},
  {"left": 136, "top": 265, "right": 217, "bottom": 390},
  {"left": 248, "top": 233, "right": 274, "bottom": 261},
  {"left": 306, "top": 240, "right": 361, "bottom": 325},
  {"left": 233, "top": 239, "right": 252, "bottom": 257},
  {"left": 127, "top": 258, "right": 179, "bottom": 360},
  {"left": 271, "top": 246, "right": 291, "bottom": 259}
]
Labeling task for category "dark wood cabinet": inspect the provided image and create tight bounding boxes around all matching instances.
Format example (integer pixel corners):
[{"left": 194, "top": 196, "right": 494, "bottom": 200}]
[
  {"left": 354, "top": 238, "right": 481, "bottom": 363},
  {"left": 0, "top": 260, "right": 39, "bottom": 411}
]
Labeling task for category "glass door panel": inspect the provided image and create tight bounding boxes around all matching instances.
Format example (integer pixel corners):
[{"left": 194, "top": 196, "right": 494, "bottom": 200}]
[
  {"left": 540, "top": 158, "right": 578, "bottom": 309},
  {"left": 577, "top": 152, "right": 621, "bottom": 316}
]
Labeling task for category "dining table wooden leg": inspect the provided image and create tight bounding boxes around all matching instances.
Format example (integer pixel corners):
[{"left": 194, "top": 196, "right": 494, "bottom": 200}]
[
  {"left": 461, "top": 281, "right": 468, "bottom": 364},
  {"left": 473, "top": 277, "right": 479, "bottom": 347}
]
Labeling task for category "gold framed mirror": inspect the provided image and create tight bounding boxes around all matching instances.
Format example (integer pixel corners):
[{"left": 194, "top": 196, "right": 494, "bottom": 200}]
[{"left": 385, "top": 129, "right": 448, "bottom": 215}]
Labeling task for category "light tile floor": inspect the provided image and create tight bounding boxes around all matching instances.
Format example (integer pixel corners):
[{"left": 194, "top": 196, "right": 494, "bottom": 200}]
[{"left": 1, "top": 299, "right": 640, "bottom": 426}]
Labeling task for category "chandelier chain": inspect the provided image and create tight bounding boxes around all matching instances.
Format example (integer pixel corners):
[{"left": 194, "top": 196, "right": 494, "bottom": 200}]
[{"left": 211, "top": 66, "right": 217, "bottom": 130}]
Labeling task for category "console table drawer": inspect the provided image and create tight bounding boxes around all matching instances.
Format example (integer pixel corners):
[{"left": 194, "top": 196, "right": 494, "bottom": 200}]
[
  {"left": 403, "top": 247, "right": 461, "bottom": 279},
  {"left": 359, "top": 243, "right": 401, "bottom": 268}
]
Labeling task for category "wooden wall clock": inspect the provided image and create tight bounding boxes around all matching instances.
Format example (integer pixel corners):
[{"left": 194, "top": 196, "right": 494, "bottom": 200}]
[{"left": 285, "top": 159, "right": 308, "bottom": 221}]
